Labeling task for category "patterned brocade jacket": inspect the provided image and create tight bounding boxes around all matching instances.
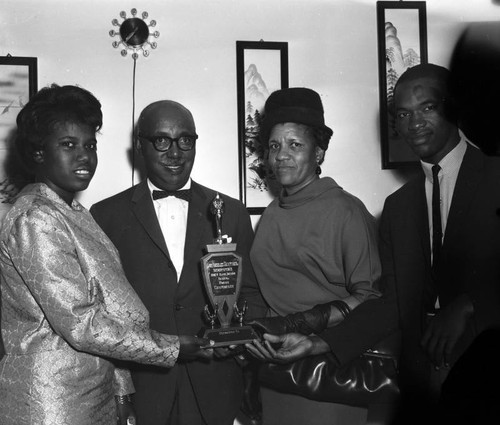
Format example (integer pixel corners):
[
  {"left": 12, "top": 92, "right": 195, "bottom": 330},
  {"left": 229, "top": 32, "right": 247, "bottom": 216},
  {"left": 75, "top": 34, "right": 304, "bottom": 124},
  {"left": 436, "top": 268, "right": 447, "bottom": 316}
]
[{"left": 0, "top": 183, "right": 178, "bottom": 425}]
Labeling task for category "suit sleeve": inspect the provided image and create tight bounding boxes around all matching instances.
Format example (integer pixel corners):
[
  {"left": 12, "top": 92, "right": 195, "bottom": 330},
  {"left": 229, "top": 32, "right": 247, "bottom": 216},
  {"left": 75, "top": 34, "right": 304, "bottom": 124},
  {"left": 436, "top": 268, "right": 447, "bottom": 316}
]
[
  {"left": 319, "top": 200, "right": 399, "bottom": 365},
  {"left": 7, "top": 206, "right": 179, "bottom": 368},
  {"left": 464, "top": 238, "right": 500, "bottom": 334},
  {"left": 90, "top": 203, "right": 111, "bottom": 235}
]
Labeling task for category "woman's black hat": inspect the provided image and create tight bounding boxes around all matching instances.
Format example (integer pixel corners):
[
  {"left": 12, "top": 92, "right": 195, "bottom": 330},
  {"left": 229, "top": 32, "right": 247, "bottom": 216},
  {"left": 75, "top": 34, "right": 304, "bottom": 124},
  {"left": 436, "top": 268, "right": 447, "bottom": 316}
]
[{"left": 260, "top": 87, "right": 333, "bottom": 149}]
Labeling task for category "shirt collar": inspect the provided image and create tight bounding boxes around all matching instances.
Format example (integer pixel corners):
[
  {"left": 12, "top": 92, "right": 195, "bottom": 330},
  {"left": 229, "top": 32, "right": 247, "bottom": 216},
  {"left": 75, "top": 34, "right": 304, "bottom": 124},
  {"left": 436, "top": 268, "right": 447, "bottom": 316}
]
[{"left": 421, "top": 135, "right": 468, "bottom": 183}]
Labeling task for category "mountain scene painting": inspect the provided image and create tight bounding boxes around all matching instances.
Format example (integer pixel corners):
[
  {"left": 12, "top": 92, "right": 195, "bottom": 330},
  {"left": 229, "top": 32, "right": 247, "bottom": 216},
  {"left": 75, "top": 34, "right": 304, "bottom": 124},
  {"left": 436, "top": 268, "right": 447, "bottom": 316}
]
[
  {"left": 0, "top": 63, "right": 32, "bottom": 214},
  {"left": 385, "top": 21, "right": 420, "bottom": 132},
  {"left": 383, "top": 8, "right": 422, "bottom": 163},
  {"left": 244, "top": 63, "right": 268, "bottom": 193},
  {"left": 243, "top": 49, "right": 282, "bottom": 208}
]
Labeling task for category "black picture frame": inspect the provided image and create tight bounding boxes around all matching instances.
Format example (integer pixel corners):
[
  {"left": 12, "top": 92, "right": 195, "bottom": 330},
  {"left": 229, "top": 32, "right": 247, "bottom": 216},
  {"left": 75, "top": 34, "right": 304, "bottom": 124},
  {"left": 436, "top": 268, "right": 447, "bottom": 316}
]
[
  {"left": 0, "top": 56, "right": 38, "bottom": 143},
  {"left": 0, "top": 56, "right": 38, "bottom": 203},
  {"left": 0, "top": 56, "right": 38, "bottom": 106},
  {"left": 236, "top": 41, "right": 288, "bottom": 215},
  {"left": 377, "top": 1, "right": 427, "bottom": 169}
]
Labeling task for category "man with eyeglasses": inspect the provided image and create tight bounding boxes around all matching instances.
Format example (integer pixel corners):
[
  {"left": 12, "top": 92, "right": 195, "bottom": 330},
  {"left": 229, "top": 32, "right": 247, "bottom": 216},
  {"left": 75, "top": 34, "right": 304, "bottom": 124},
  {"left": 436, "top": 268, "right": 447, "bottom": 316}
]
[{"left": 91, "top": 100, "right": 266, "bottom": 425}]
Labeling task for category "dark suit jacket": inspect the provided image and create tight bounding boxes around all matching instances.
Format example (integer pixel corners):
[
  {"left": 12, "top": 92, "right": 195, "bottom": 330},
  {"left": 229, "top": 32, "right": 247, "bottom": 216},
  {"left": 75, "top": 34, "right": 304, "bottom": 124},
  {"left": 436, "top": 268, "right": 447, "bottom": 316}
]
[
  {"left": 322, "top": 145, "right": 500, "bottom": 394},
  {"left": 91, "top": 180, "right": 266, "bottom": 425},
  {"left": 380, "top": 144, "right": 500, "bottom": 393}
]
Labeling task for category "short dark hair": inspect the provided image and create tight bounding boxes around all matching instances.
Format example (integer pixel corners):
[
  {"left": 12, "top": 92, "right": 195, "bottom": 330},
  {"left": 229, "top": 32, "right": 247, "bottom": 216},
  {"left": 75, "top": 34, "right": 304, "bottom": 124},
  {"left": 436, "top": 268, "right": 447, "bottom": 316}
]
[
  {"left": 15, "top": 84, "right": 102, "bottom": 171},
  {"left": 394, "top": 63, "right": 458, "bottom": 123}
]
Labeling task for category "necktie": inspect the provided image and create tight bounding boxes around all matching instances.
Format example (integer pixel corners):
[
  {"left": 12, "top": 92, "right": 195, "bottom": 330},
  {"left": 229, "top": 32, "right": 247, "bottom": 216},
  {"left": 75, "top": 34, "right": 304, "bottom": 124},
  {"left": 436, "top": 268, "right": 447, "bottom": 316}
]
[
  {"left": 431, "top": 164, "right": 442, "bottom": 268},
  {"left": 152, "top": 189, "right": 192, "bottom": 202}
]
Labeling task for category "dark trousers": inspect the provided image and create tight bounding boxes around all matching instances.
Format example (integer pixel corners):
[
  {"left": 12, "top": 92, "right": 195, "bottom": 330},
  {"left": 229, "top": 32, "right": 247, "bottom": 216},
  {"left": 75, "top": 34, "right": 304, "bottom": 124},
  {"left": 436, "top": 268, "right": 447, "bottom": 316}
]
[
  {"left": 169, "top": 366, "right": 208, "bottom": 425},
  {"left": 392, "top": 329, "right": 500, "bottom": 425},
  {"left": 438, "top": 328, "right": 500, "bottom": 424}
]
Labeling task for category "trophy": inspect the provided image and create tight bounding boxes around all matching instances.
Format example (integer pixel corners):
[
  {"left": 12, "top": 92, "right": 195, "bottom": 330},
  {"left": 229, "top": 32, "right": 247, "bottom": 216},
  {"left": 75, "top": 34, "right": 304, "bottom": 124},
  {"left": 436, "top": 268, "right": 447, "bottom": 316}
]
[{"left": 199, "top": 194, "right": 259, "bottom": 347}]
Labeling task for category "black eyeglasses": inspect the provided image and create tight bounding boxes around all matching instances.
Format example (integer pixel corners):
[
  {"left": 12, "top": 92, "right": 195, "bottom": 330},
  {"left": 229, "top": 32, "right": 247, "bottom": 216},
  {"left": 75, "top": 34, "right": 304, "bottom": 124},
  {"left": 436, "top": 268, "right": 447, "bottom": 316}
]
[{"left": 138, "top": 134, "right": 198, "bottom": 152}]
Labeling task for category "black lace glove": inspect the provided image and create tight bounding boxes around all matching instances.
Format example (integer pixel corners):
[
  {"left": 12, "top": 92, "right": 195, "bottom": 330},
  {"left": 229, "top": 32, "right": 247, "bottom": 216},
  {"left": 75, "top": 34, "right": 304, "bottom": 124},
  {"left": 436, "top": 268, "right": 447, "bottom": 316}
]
[{"left": 248, "top": 301, "right": 349, "bottom": 337}]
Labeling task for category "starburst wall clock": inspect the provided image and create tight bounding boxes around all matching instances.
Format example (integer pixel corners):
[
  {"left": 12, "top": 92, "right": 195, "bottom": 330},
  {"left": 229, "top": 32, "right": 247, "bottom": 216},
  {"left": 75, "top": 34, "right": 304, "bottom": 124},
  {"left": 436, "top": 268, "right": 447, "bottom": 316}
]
[
  {"left": 108, "top": 9, "right": 161, "bottom": 186},
  {"left": 109, "top": 9, "right": 160, "bottom": 59}
]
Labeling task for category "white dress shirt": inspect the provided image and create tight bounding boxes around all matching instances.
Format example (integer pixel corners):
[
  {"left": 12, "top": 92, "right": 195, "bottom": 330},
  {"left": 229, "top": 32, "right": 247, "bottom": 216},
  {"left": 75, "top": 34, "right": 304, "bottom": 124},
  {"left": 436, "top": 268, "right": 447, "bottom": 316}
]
[{"left": 148, "top": 179, "right": 191, "bottom": 282}]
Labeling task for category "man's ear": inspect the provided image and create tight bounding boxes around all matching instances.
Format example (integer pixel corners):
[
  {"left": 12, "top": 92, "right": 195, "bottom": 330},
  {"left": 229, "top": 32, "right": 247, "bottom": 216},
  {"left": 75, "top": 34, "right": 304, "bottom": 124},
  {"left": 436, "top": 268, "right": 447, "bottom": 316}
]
[
  {"left": 135, "top": 136, "right": 142, "bottom": 152},
  {"left": 32, "top": 150, "right": 44, "bottom": 164}
]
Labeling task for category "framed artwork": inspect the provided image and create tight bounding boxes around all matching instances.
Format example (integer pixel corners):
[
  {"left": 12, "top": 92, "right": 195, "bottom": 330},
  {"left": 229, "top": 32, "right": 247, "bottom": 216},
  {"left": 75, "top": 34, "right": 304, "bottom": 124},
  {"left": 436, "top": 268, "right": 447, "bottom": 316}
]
[
  {"left": 377, "top": 1, "right": 427, "bottom": 169},
  {"left": 0, "top": 56, "right": 38, "bottom": 207},
  {"left": 236, "top": 41, "right": 288, "bottom": 215}
]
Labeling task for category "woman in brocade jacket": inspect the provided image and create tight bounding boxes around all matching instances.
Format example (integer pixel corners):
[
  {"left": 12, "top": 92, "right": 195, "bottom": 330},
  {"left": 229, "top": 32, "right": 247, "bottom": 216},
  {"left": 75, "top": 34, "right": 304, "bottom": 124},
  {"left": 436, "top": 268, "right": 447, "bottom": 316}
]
[{"left": 0, "top": 84, "right": 210, "bottom": 425}]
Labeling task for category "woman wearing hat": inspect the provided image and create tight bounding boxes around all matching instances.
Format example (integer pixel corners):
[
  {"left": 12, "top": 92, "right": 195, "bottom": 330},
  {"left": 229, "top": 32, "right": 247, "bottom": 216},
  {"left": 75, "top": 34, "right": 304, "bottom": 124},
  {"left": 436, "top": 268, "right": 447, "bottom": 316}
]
[{"left": 246, "top": 88, "right": 382, "bottom": 424}]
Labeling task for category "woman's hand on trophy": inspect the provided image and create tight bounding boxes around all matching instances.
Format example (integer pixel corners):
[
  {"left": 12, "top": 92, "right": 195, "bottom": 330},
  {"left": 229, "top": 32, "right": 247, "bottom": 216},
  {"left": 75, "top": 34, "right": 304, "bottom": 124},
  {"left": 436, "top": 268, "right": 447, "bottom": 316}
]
[
  {"left": 265, "top": 334, "right": 331, "bottom": 362},
  {"left": 178, "top": 335, "right": 214, "bottom": 361},
  {"left": 245, "top": 333, "right": 330, "bottom": 363},
  {"left": 245, "top": 332, "right": 297, "bottom": 362},
  {"left": 246, "top": 316, "right": 289, "bottom": 336}
]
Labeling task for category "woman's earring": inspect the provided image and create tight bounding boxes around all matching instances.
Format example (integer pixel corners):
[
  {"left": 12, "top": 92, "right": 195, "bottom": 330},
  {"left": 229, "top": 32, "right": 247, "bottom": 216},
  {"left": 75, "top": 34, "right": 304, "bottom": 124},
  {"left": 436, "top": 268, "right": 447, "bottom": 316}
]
[
  {"left": 33, "top": 150, "right": 44, "bottom": 164},
  {"left": 316, "top": 165, "right": 322, "bottom": 175}
]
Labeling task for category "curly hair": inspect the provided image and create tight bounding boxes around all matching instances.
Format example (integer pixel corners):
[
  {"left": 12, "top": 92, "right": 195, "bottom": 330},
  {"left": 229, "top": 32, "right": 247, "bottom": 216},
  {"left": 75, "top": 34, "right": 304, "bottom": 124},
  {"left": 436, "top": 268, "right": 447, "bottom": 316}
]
[
  {"left": 15, "top": 84, "right": 102, "bottom": 172},
  {"left": 308, "top": 126, "right": 331, "bottom": 163}
]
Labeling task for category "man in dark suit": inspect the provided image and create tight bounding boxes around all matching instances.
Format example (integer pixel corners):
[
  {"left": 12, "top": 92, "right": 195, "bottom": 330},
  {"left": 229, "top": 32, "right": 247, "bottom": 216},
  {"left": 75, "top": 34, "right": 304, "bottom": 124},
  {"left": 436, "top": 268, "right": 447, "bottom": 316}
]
[
  {"left": 91, "top": 100, "right": 266, "bottom": 425},
  {"left": 378, "top": 63, "right": 500, "bottom": 423}
]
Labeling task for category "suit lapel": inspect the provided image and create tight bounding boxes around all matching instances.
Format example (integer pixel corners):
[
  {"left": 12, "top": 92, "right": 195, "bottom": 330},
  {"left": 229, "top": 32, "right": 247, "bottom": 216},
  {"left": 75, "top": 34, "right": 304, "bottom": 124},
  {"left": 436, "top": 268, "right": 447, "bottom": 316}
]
[
  {"left": 131, "top": 180, "right": 171, "bottom": 259},
  {"left": 444, "top": 145, "right": 484, "bottom": 247},
  {"left": 403, "top": 174, "right": 435, "bottom": 330}
]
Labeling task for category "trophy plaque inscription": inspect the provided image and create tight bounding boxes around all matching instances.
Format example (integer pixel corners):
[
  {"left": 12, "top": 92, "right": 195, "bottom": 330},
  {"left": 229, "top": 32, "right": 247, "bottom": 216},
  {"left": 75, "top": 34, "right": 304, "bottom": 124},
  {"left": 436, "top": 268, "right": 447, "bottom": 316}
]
[{"left": 200, "top": 194, "right": 258, "bottom": 347}]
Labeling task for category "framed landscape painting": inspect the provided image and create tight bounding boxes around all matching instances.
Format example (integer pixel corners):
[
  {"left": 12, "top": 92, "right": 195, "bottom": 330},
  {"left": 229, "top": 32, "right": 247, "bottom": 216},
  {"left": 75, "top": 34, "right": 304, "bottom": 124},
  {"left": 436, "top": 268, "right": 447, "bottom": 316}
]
[
  {"left": 377, "top": 1, "right": 427, "bottom": 169},
  {"left": 236, "top": 41, "right": 288, "bottom": 215},
  {"left": 0, "top": 56, "right": 37, "bottom": 211}
]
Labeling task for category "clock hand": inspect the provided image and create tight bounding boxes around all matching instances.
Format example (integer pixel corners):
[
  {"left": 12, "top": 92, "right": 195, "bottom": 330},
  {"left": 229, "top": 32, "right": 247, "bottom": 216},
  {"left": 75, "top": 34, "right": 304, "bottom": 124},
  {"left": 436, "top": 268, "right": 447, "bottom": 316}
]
[{"left": 125, "top": 27, "right": 138, "bottom": 43}]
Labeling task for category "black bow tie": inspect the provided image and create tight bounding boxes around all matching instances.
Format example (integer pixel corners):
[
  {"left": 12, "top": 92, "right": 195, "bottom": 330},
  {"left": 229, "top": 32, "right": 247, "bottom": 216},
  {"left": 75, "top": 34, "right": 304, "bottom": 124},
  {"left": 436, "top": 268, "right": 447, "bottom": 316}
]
[{"left": 152, "top": 189, "right": 192, "bottom": 202}]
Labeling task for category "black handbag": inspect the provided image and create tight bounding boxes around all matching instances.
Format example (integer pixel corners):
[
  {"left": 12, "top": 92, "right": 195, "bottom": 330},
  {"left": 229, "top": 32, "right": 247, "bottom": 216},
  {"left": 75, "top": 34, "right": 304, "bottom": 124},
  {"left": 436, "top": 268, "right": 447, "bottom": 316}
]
[{"left": 258, "top": 332, "right": 401, "bottom": 407}]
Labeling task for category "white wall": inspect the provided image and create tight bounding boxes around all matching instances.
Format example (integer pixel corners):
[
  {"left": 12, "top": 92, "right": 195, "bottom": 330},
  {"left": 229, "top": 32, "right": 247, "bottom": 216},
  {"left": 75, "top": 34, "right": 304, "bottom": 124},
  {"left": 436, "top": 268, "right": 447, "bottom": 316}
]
[{"left": 1, "top": 0, "right": 498, "bottom": 218}]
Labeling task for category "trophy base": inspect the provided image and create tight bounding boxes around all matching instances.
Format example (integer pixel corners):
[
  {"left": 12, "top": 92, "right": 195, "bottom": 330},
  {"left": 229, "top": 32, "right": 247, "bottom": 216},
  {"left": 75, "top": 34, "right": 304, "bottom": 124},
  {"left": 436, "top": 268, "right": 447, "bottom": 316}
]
[{"left": 199, "top": 325, "right": 259, "bottom": 348}]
